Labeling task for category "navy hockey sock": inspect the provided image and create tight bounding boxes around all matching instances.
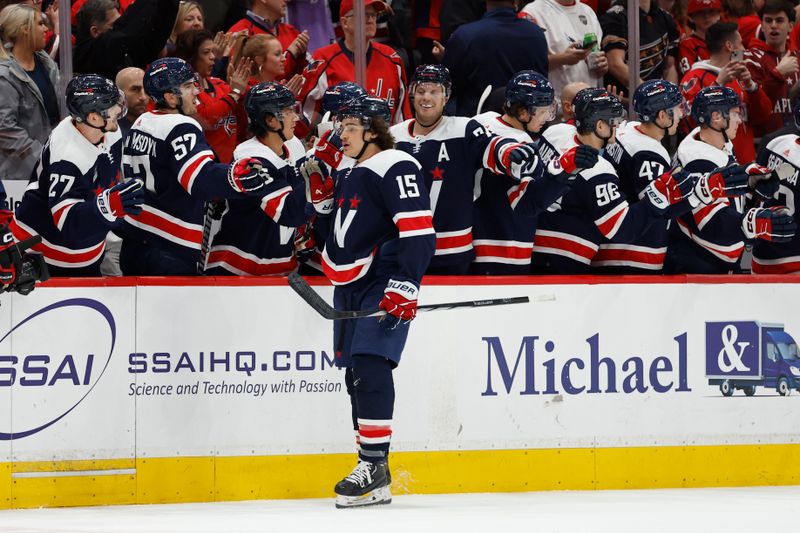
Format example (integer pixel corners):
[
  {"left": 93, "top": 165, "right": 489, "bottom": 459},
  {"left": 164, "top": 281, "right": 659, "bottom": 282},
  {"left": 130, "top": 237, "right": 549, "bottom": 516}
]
[
  {"left": 344, "top": 368, "right": 360, "bottom": 450},
  {"left": 351, "top": 354, "right": 395, "bottom": 463}
]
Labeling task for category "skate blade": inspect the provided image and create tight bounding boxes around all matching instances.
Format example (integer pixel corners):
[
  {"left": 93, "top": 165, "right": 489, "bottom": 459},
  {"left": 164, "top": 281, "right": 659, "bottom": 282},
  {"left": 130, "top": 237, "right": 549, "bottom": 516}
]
[{"left": 335, "top": 485, "right": 392, "bottom": 509}]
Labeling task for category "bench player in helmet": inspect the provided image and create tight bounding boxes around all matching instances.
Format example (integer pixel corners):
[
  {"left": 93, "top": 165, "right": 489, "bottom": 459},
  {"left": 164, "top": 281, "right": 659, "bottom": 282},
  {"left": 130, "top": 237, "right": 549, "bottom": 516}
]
[
  {"left": 11, "top": 74, "right": 144, "bottom": 276},
  {"left": 753, "top": 104, "right": 800, "bottom": 274},
  {"left": 597, "top": 79, "right": 689, "bottom": 272},
  {"left": 120, "top": 57, "right": 274, "bottom": 275},
  {"left": 471, "top": 70, "right": 597, "bottom": 274},
  {"left": 309, "top": 94, "right": 435, "bottom": 508},
  {"left": 532, "top": 87, "right": 742, "bottom": 274},
  {"left": 669, "top": 86, "right": 795, "bottom": 273},
  {"left": 391, "top": 65, "right": 551, "bottom": 274},
  {"left": 204, "top": 82, "right": 308, "bottom": 275}
]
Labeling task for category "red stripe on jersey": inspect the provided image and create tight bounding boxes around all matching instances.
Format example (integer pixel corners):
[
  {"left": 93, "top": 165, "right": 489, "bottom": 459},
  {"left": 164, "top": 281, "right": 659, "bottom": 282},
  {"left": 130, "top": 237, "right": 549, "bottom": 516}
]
[
  {"left": 261, "top": 188, "right": 291, "bottom": 221},
  {"left": 534, "top": 233, "right": 596, "bottom": 262},
  {"left": 507, "top": 177, "right": 531, "bottom": 208},
  {"left": 179, "top": 152, "right": 214, "bottom": 193},
  {"left": 595, "top": 203, "right": 629, "bottom": 239},
  {"left": 473, "top": 243, "right": 532, "bottom": 260},
  {"left": 130, "top": 210, "right": 203, "bottom": 246},
  {"left": 207, "top": 248, "right": 297, "bottom": 276},
  {"left": 593, "top": 246, "right": 666, "bottom": 266},
  {"left": 52, "top": 200, "right": 80, "bottom": 230},
  {"left": 693, "top": 201, "right": 726, "bottom": 230},
  {"left": 485, "top": 137, "right": 502, "bottom": 174},
  {"left": 436, "top": 231, "right": 472, "bottom": 251},
  {"left": 752, "top": 257, "right": 800, "bottom": 274},
  {"left": 10, "top": 219, "right": 104, "bottom": 266},
  {"left": 395, "top": 213, "right": 434, "bottom": 236},
  {"left": 321, "top": 251, "right": 374, "bottom": 285}
]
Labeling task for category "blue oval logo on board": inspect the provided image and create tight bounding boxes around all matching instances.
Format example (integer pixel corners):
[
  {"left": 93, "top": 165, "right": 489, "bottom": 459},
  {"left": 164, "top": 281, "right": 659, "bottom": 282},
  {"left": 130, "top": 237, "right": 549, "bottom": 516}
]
[{"left": 0, "top": 298, "right": 116, "bottom": 440}]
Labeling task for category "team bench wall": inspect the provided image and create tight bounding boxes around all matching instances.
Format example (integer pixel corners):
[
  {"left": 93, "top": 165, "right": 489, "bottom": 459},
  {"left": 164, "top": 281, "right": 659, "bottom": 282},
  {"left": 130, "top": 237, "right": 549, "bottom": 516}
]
[{"left": 0, "top": 275, "right": 798, "bottom": 509}]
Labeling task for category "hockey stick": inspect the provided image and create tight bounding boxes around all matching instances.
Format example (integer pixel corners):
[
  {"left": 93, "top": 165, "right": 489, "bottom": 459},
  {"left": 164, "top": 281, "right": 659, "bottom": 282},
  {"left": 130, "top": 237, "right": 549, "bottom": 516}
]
[
  {"left": 476, "top": 84, "right": 492, "bottom": 115},
  {"left": 287, "top": 272, "right": 551, "bottom": 320},
  {"left": 197, "top": 200, "right": 225, "bottom": 273}
]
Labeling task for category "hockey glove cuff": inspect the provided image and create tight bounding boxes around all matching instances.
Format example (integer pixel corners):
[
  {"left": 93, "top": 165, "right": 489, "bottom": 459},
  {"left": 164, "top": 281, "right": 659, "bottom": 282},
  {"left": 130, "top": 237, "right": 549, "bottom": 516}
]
[
  {"left": 300, "top": 158, "right": 335, "bottom": 215},
  {"left": 693, "top": 164, "right": 749, "bottom": 205},
  {"left": 0, "top": 228, "right": 21, "bottom": 287},
  {"left": 645, "top": 169, "right": 695, "bottom": 212},
  {"left": 314, "top": 135, "right": 345, "bottom": 170},
  {"left": 379, "top": 278, "right": 419, "bottom": 331}
]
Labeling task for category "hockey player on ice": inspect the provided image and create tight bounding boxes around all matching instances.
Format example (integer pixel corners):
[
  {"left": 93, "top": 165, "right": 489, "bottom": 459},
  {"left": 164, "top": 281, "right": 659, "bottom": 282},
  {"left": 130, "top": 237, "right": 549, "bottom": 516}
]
[
  {"left": 120, "top": 57, "right": 275, "bottom": 275},
  {"left": 12, "top": 74, "right": 144, "bottom": 277},
  {"left": 668, "top": 85, "right": 796, "bottom": 273},
  {"left": 304, "top": 95, "right": 435, "bottom": 508},
  {"left": 204, "top": 82, "right": 309, "bottom": 275}
]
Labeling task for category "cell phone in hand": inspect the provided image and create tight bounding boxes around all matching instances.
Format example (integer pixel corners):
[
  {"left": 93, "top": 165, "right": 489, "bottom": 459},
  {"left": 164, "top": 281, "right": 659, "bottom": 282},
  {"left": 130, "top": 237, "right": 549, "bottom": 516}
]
[{"left": 731, "top": 50, "right": 744, "bottom": 62}]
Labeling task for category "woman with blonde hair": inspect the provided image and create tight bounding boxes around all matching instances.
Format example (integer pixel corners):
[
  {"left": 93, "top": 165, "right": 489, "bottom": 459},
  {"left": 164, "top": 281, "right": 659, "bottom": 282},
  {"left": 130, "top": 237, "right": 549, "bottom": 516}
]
[
  {"left": 241, "top": 33, "right": 304, "bottom": 96},
  {"left": 166, "top": 0, "right": 204, "bottom": 55},
  {"left": 0, "top": 3, "right": 59, "bottom": 182}
]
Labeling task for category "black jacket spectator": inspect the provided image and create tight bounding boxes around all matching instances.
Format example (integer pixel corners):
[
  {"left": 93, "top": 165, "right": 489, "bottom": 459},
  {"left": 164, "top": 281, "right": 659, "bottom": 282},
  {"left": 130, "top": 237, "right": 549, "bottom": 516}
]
[
  {"left": 73, "top": 0, "right": 179, "bottom": 80},
  {"left": 440, "top": 0, "right": 485, "bottom": 43},
  {"left": 442, "top": 3, "right": 548, "bottom": 116}
]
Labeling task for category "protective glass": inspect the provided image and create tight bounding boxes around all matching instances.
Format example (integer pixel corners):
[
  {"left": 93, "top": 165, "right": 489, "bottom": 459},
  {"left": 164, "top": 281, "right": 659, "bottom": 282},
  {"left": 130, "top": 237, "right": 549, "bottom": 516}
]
[
  {"left": 530, "top": 101, "right": 557, "bottom": 122},
  {"left": 334, "top": 116, "right": 367, "bottom": 137}
]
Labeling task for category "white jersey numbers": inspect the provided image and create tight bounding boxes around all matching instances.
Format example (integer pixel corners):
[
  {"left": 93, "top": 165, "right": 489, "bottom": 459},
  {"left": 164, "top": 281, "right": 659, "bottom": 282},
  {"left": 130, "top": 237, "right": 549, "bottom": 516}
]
[
  {"left": 595, "top": 182, "right": 621, "bottom": 207},
  {"left": 395, "top": 174, "right": 421, "bottom": 199},
  {"left": 171, "top": 133, "right": 197, "bottom": 160}
]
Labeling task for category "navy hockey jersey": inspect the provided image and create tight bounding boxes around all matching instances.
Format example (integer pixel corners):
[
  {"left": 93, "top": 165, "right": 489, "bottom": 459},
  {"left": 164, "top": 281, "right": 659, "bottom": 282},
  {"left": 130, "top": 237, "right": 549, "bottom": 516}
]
[
  {"left": 121, "top": 111, "right": 250, "bottom": 263},
  {"left": 599, "top": 121, "right": 671, "bottom": 271},
  {"left": 753, "top": 134, "right": 800, "bottom": 274},
  {"left": 205, "top": 137, "right": 307, "bottom": 275},
  {"left": 11, "top": 117, "right": 123, "bottom": 274},
  {"left": 471, "top": 112, "right": 561, "bottom": 274},
  {"left": 321, "top": 149, "right": 435, "bottom": 287},
  {"left": 670, "top": 127, "right": 746, "bottom": 272},
  {"left": 533, "top": 129, "right": 662, "bottom": 273},
  {"left": 391, "top": 115, "right": 530, "bottom": 272}
]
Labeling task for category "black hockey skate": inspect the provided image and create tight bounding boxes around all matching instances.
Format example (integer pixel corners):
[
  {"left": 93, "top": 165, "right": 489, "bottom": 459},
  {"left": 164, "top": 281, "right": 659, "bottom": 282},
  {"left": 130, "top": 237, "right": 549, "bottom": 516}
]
[{"left": 334, "top": 460, "right": 392, "bottom": 508}]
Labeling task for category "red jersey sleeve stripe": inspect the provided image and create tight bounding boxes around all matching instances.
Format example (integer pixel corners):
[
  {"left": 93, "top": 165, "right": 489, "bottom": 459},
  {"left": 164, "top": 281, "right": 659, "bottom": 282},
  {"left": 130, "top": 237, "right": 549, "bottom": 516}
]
[
  {"left": 595, "top": 201, "right": 630, "bottom": 239},
  {"left": 51, "top": 199, "right": 82, "bottom": 231},
  {"left": 178, "top": 150, "right": 215, "bottom": 193},
  {"left": 260, "top": 186, "right": 292, "bottom": 221},
  {"left": 393, "top": 210, "right": 434, "bottom": 238}
]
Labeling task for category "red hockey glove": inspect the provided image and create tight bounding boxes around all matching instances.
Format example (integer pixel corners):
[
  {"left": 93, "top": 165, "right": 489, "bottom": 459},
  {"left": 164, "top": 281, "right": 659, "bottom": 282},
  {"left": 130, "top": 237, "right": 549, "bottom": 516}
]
[
  {"left": 742, "top": 206, "right": 796, "bottom": 242},
  {"left": 693, "top": 164, "right": 749, "bottom": 205},
  {"left": 378, "top": 278, "right": 419, "bottom": 331},
  {"left": 557, "top": 145, "right": 599, "bottom": 174},
  {"left": 645, "top": 168, "right": 695, "bottom": 211},
  {"left": 96, "top": 179, "right": 144, "bottom": 222},
  {"left": 228, "top": 157, "right": 272, "bottom": 195},
  {"left": 300, "top": 158, "right": 335, "bottom": 215},
  {"left": 313, "top": 134, "right": 344, "bottom": 169}
]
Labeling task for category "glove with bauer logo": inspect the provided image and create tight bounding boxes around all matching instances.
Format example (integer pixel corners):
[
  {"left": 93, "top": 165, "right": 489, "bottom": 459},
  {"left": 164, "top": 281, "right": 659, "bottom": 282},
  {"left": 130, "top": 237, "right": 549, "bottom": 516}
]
[{"left": 378, "top": 278, "right": 419, "bottom": 331}]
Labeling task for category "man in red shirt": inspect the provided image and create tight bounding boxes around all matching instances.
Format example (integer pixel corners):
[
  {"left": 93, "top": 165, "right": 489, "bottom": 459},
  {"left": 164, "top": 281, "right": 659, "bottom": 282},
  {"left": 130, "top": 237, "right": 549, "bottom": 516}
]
[
  {"left": 228, "top": 0, "right": 309, "bottom": 78},
  {"left": 723, "top": 0, "right": 761, "bottom": 47},
  {"left": 680, "top": 21, "right": 772, "bottom": 162},
  {"left": 298, "top": 0, "right": 411, "bottom": 128},
  {"left": 678, "top": 0, "right": 722, "bottom": 76},
  {"left": 744, "top": 0, "right": 800, "bottom": 135}
]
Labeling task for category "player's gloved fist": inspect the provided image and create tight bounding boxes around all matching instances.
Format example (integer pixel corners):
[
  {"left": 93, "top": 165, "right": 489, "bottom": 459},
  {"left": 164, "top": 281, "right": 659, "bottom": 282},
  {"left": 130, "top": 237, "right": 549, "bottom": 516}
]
[
  {"left": 645, "top": 168, "right": 695, "bottom": 211},
  {"left": 742, "top": 206, "right": 796, "bottom": 242},
  {"left": 694, "top": 164, "right": 749, "bottom": 205},
  {"left": 378, "top": 278, "right": 419, "bottom": 331},
  {"left": 228, "top": 157, "right": 271, "bottom": 195},
  {"left": 294, "top": 219, "right": 318, "bottom": 263},
  {"left": 559, "top": 145, "right": 599, "bottom": 174},
  {"left": 745, "top": 164, "right": 780, "bottom": 201},
  {"left": 506, "top": 143, "right": 539, "bottom": 180},
  {"left": 96, "top": 179, "right": 144, "bottom": 223},
  {"left": 0, "top": 227, "right": 21, "bottom": 287},
  {"left": 300, "top": 158, "right": 335, "bottom": 214},
  {"left": 313, "top": 134, "right": 344, "bottom": 169}
]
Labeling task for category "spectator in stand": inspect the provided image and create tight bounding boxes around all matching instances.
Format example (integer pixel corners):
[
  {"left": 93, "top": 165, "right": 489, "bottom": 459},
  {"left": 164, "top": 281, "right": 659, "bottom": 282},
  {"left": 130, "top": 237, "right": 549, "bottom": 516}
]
[
  {"left": 520, "top": 0, "right": 608, "bottom": 117},
  {"left": 115, "top": 67, "right": 148, "bottom": 139},
  {"left": 678, "top": 0, "right": 722, "bottom": 77},
  {"left": 240, "top": 33, "right": 305, "bottom": 95},
  {"left": 228, "top": 0, "right": 309, "bottom": 79},
  {"left": 166, "top": 0, "right": 204, "bottom": 56},
  {"left": 413, "top": 0, "right": 444, "bottom": 65},
  {"left": 70, "top": 0, "right": 134, "bottom": 27},
  {"left": 73, "top": 0, "right": 179, "bottom": 80},
  {"left": 680, "top": 21, "right": 772, "bottom": 163},
  {"left": 286, "top": 0, "right": 335, "bottom": 53},
  {"left": 744, "top": 0, "right": 799, "bottom": 136},
  {"left": 660, "top": 0, "right": 689, "bottom": 37},
  {"left": 442, "top": 0, "right": 548, "bottom": 117},
  {"left": 0, "top": 3, "right": 59, "bottom": 182},
  {"left": 600, "top": 0, "right": 680, "bottom": 94},
  {"left": 722, "top": 0, "right": 761, "bottom": 47},
  {"left": 175, "top": 29, "right": 251, "bottom": 163},
  {"left": 197, "top": 0, "right": 245, "bottom": 34},
  {"left": 299, "top": 0, "right": 411, "bottom": 127}
]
